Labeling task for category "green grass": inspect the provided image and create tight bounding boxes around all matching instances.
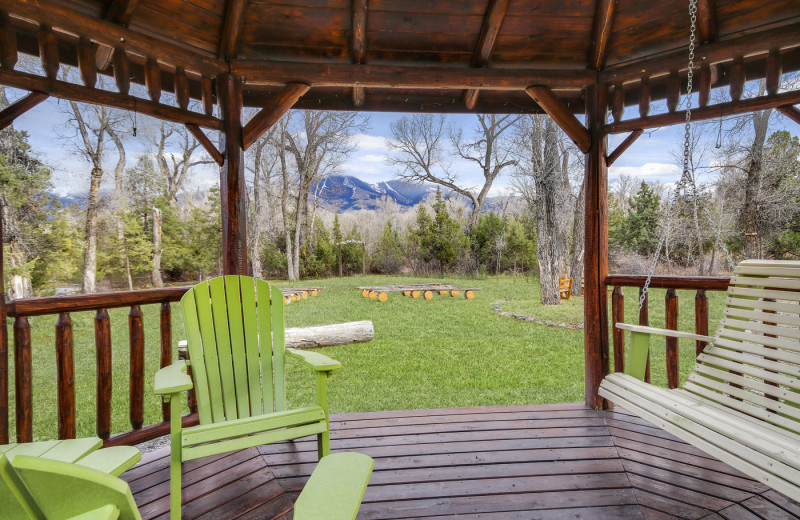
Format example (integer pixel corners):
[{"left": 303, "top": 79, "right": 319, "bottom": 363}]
[{"left": 6, "top": 274, "right": 727, "bottom": 441}]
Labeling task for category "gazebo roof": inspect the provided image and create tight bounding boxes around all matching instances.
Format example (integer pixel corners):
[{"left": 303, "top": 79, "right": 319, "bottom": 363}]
[{"left": 2, "top": 0, "right": 800, "bottom": 115}]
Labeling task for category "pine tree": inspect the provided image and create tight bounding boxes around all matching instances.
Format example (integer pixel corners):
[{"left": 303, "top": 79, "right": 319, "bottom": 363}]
[
  {"left": 427, "top": 189, "right": 467, "bottom": 275},
  {"left": 621, "top": 181, "right": 661, "bottom": 256},
  {"left": 373, "top": 222, "right": 404, "bottom": 274}
]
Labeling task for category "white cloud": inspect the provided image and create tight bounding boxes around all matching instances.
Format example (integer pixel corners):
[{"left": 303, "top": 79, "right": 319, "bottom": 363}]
[
  {"left": 343, "top": 163, "right": 383, "bottom": 176},
  {"left": 610, "top": 162, "right": 680, "bottom": 181},
  {"left": 350, "top": 133, "right": 388, "bottom": 152},
  {"left": 359, "top": 154, "right": 387, "bottom": 163}
]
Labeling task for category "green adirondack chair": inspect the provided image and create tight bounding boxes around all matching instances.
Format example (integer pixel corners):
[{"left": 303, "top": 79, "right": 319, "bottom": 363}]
[
  {"left": 154, "top": 275, "right": 342, "bottom": 519},
  {"left": 1, "top": 451, "right": 374, "bottom": 520}
]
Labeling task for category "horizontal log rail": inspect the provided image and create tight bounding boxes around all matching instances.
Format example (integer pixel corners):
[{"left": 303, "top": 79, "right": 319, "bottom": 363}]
[
  {"left": 3, "top": 287, "right": 196, "bottom": 446},
  {"left": 605, "top": 274, "right": 730, "bottom": 391}
]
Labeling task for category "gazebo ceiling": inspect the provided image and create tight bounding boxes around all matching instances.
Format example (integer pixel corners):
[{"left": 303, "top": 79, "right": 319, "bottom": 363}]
[{"left": 1, "top": 0, "right": 800, "bottom": 114}]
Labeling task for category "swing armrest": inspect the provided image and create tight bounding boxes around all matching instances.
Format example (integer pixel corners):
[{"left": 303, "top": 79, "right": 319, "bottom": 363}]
[{"left": 616, "top": 323, "right": 712, "bottom": 344}]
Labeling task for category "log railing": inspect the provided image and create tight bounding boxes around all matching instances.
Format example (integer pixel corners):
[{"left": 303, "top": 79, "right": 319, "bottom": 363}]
[
  {"left": 605, "top": 275, "right": 730, "bottom": 389},
  {"left": 2, "top": 287, "right": 199, "bottom": 446}
]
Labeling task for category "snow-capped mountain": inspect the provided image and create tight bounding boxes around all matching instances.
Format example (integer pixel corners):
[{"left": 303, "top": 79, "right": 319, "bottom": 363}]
[{"left": 314, "top": 175, "right": 442, "bottom": 211}]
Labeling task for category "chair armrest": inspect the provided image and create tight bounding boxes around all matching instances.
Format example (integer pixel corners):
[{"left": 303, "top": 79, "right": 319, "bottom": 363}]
[
  {"left": 66, "top": 504, "right": 121, "bottom": 520},
  {"left": 286, "top": 349, "right": 342, "bottom": 372},
  {"left": 294, "top": 452, "right": 374, "bottom": 520},
  {"left": 154, "top": 361, "right": 193, "bottom": 395},
  {"left": 616, "top": 323, "right": 712, "bottom": 343}
]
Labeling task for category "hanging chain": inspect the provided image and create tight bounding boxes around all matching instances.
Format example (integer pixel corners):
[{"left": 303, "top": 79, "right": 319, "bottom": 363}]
[{"left": 629, "top": 0, "right": 698, "bottom": 343}]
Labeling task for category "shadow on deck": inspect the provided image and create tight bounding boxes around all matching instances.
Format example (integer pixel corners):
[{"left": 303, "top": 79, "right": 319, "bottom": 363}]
[{"left": 123, "top": 403, "right": 800, "bottom": 519}]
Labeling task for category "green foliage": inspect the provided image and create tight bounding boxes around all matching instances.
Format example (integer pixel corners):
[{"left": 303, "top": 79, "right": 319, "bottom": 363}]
[
  {"left": 470, "top": 212, "right": 506, "bottom": 273},
  {"left": 372, "top": 222, "right": 404, "bottom": 274},
  {"left": 503, "top": 216, "right": 537, "bottom": 272},
  {"left": 340, "top": 224, "right": 364, "bottom": 275},
  {"left": 185, "top": 186, "right": 222, "bottom": 280},
  {"left": 301, "top": 217, "right": 338, "bottom": 278},
  {"left": 620, "top": 181, "right": 661, "bottom": 256},
  {"left": 418, "top": 189, "right": 468, "bottom": 274}
]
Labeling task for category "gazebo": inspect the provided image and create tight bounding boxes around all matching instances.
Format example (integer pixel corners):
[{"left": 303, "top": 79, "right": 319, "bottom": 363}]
[{"left": 1, "top": 0, "right": 800, "bottom": 517}]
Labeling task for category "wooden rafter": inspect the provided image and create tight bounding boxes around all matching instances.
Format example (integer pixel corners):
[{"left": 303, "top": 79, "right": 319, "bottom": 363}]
[
  {"left": 589, "top": 0, "right": 615, "bottom": 69},
  {"left": 233, "top": 61, "right": 594, "bottom": 90},
  {"left": 526, "top": 86, "right": 591, "bottom": 153},
  {"left": 242, "top": 82, "right": 309, "bottom": 149},
  {"left": 606, "top": 89, "right": 800, "bottom": 134},
  {"left": 218, "top": 0, "right": 248, "bottom": 60},
  {"left": 185, "top": 123, "right": 224, "bottom": 166},
  {"left": 0, "top": 91, "right": 47, "bottom": 131},
  {"left": 96, "top": 0, "right": 141, "bottom": 70},
  {"left": 463, "top": 0, "right": 511, "bottom": 110},
  {"left": 0, "top": 68, "right": 221, "bottom": 130},
  {"left": 599, "top": 22, "right": 800, "bottom": 84},
  {"left": 1, "top": 0, "right": 223, "bottom": 76},
  {"left": 351, "top": 0, "right": 367, "bottom": 107},
  {"left": 696, "top": 0, "right": 716, "bottom": 44},
  {"left": 778, "top": 105, "right": 800, "bottom": 126},
  {"left": 606, "top": 129, "right": 642, "bottom": 166}
]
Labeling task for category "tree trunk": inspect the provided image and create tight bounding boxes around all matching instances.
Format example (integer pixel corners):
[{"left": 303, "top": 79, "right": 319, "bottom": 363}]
[
  {"left": 570, "top": 174, "right": 586, "bottom": 295},
  {"left": 743, "top": 107, "right": 772, "bottom": 259},
  {"left": 151, "top": 207, "right": 163, "bottom": 287},
  {"left": 534, "top": 118, "right": 573, "bottom": 305},
  {"left": 82, "top": 166, "right": 103, "bottom": 294},
  {"left": 107, "top": 126, "right": 133, "bottom": 289},
  {"left": 284, "top": 320, "right": 374, "bottom": 349}
]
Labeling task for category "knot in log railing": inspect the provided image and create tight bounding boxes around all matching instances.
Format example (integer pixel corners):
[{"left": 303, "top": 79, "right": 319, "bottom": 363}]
[
  {"left": 605, "top": 275, "right": 731, "bottom": 389},
  {"left": 2, "top": 287, "right": 199, "bottom": 447}
]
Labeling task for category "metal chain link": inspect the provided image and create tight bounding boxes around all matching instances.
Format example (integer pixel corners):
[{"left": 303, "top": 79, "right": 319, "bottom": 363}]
[{"left": 629, "top": 0, "right": 698, "bottom": 344}]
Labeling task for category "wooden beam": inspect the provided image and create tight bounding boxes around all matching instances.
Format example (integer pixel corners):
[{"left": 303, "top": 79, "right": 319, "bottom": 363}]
[
  {"left": 242, "top": 82, "right": 309, "bottom": 149},
  {"left": 599, "top": 22, "right": 800, "bottom": 84},
  {"left": 766, "top": 49, "right": 782, "bottom": 96},
  {"left": 186, "top": 123, "right": 223, "bottom": 166},
  {"left": 96, "top": 0, "right": 141, "bottom": 69},
  {"left": 0, "top": 67, "right": 222, "bottom": 130},
  {"left": 37, "top": 24, "right": 59, "bottom": 80},
  {"left": 0, "top": 91, "right": 47, "bottom": 131},
  {"left": 351, "top": 0, "right": 367, "bottom": 107},
  {"left": 1, "top": 0, "right": 223, "bottom": 76},
  {"left": 0, "top": 10, "right": 17, "bottom": 70},
  {"left": 218, "top": 0, "right": 248, "bottom": 60},
  {"left": 606, "top": 129, "right": 643, "bottom": 166},
  {"left": 218, "top": 73, "right": 247, "bottom": 276},
  {"left": 590, "top": 0, "right": 615, "bottom": 69},
  {"left": 77, "top": 37, "right": 96, "bottom": 88},
  {"left": 526, "top": 86, "right": 591, "bottom": 153},
  {"left": 584, "top": 82, "right": 610, "bottom": 410},
  {"left": 606, "top": 89, "right": 800, "bottom": 134},
  {"left": 778, "top": 105, "right": 800, "bottom": 126},
  {"left": 696, "top": 0, "right": 716, "bottom": 44},
  {"left": 463, "top": 0, "right": 511, "bottom": 109},
  {"left": 232, "top": 61, "right": 596, "bottom": 90}
]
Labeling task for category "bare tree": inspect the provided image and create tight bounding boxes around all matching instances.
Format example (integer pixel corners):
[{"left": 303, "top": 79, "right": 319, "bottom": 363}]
[
  {"left": 512, "top": 115, "right": 575, "bottom": 304},
  {"left": 106, "top": 123, "right": 134, "bottom": 289},
  {"left": 387, "top": 113, "right": 518, "bottom": 229},
  {"left": 246, "top": 122, "right": 279, "bottom": 279}
]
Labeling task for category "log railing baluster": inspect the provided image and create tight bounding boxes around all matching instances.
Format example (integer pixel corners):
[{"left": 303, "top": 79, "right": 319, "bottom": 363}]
[
  {"left": 38, "top": 24, "right": 60, "bottom": 80},
  {"left": 666, "top": 70, "right": 680, "bottom": 113},
  {"left": 638, "top": 75, "right": 650, "bottom": 118},
  {"left": 95, "top": 309, "right": 112, "bottom": 440},
  {"left": 55, "top": 312, "right": 76, "bottom": 439},
  {"left": 665, "top": 289, "right": 679, "bottom": 389},
  {"left": 129, "top": 305, "right": 144, "bottom": 431},
  {"left": 202, "top": 76, "right": 214, "bottom": 116},
  {"left": 77, "top": 37, "right": 96, "bottom": 88},
  {"left": 612, "top": 286, "right": 625, "bottom": 373},
  {"left": 113, "top": 47, "right": 130, "bottom": 96},
  {"left": 694, "top": 289, "right": 708, "bottom": 356},
  {"left": 160, "top": 302, "right": 172, "bottom": 422},
  {"left": 638, "top": 287, "right": 650, "bottom": 383},
  {"left": 14, "top": 316, "right": 33, "bottom": 442}
]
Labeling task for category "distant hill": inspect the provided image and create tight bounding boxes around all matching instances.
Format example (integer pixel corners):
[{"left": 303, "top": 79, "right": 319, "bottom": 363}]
[{"left": 314, "top": 175, "right": 441, "bottom": 211}]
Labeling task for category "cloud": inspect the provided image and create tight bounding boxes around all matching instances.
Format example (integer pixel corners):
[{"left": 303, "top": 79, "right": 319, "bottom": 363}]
[
  {"left": 343, "top": 163, "right": 383, "bottom": 176},
  {"left": 610, "top": 162, "right": 680, "bottom": 181},
  {"left": 359, "top": 154, "right": 387, "bottom": 163},
  {"left": 350, "top": 133, "right": 388, "bottom": 152}
]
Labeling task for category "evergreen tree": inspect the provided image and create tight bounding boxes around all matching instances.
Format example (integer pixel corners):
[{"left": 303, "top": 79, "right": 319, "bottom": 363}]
[
  {"left": 621, "top": 181, "right": 661, "bottom": 256},
  {"left": 373, "top": 222, "right": 404, "bottom": 274},
  {"left": 426, "top": 189, "right": 467, "bottom": 275},
  {"left": 470, "top": 212, "right": 506, "bottom": 273}
]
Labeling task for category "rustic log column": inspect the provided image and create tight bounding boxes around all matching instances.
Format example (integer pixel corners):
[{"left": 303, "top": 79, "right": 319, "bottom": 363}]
[
  {"left": 0, "top": 200, "right": 7, "bottom": 444},
  {"left": 14, "top": 316, "right": 32, "bottom": 442},
  {"left": 218, "top": 73, "right": 248, "bottom": 275},
  {"left": 612, "top": 286, "right": 624, "bottom": 373},
  {"left": 95, "top": 309, "right": 112, "bottom": 440},
  {"left": 55, "top": 312, "right": 76, "bottom": 439},
  {"left": 160, "top": 302, "right": 172, "bottom": 422},
  {"left": 584, "top": 83, "right": 610, "bottom": 409},
  {"left": 695, "top": 289, "right": 709, "bottom": 357},
  {"left": 129, "top": 305, "right": 144, "bottom": 430},
  {"left": 665, "top": 289, "right": 679, "bottom": 389}
]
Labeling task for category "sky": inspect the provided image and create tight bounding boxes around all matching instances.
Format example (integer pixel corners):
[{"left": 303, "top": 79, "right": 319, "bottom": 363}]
[{"left": 6, "top": 85, "right": 797, "bottom": 200}]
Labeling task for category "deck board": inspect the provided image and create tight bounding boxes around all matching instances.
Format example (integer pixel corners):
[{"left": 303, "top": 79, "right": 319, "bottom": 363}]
[{"left": 124, "top": 403, "right": 800, "bottom": 519}]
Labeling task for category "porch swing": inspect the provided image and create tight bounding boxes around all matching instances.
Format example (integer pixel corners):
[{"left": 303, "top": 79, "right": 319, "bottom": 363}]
[{"left": 598, "top": 0, "right": 800, "bottom": 500}]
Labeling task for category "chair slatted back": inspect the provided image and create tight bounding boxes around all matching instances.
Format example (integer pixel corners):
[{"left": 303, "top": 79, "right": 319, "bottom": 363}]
[
  {"left": 690, "top": 260, "right": 800, "bottom": 435},
  {"left": 181, "top": 276, "right": 287, "bottom": 425}
]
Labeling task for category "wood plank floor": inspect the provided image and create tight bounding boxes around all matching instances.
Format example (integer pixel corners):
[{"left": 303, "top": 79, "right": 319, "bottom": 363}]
[{"left": 125, "top": 403, "right": 800, "bottom": 519}]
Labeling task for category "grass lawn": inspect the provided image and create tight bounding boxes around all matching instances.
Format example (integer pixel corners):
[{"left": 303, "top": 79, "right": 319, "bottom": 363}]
[{"left": 6, "top": 274, "right": 727, "bottom": 441}]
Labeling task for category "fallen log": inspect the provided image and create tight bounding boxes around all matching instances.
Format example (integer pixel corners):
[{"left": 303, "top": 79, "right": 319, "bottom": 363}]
[{"left": 285, "top": 320, "right": 374, "bottom": 349}]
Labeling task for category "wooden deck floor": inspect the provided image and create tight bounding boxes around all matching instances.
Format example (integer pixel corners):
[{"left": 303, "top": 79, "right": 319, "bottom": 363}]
[{"left": 124, "top": 403, "right": 800, "bottom": 519}]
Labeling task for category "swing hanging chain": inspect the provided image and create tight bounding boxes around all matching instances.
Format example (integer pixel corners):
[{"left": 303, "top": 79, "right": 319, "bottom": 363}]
[{"left": 630, "top": 0, "right": 698, "bottom": 344}]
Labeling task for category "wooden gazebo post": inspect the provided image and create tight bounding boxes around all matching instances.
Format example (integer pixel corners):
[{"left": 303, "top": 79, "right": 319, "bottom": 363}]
[
  {"left": 218, "top": 73, "right": 248, "bottom": 276},
  {"left": 583, "top": 83, "right": 610, "bottom": 409}
]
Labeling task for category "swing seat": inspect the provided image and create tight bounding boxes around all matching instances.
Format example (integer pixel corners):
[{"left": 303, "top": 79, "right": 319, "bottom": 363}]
[{"left": 599, "top": 259, "right": 800, "bottom": 499}]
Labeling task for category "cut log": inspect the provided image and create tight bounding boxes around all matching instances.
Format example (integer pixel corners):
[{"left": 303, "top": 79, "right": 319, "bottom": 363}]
[{"left": 285, "top": 321, "right": 375, "bottom": 349}]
